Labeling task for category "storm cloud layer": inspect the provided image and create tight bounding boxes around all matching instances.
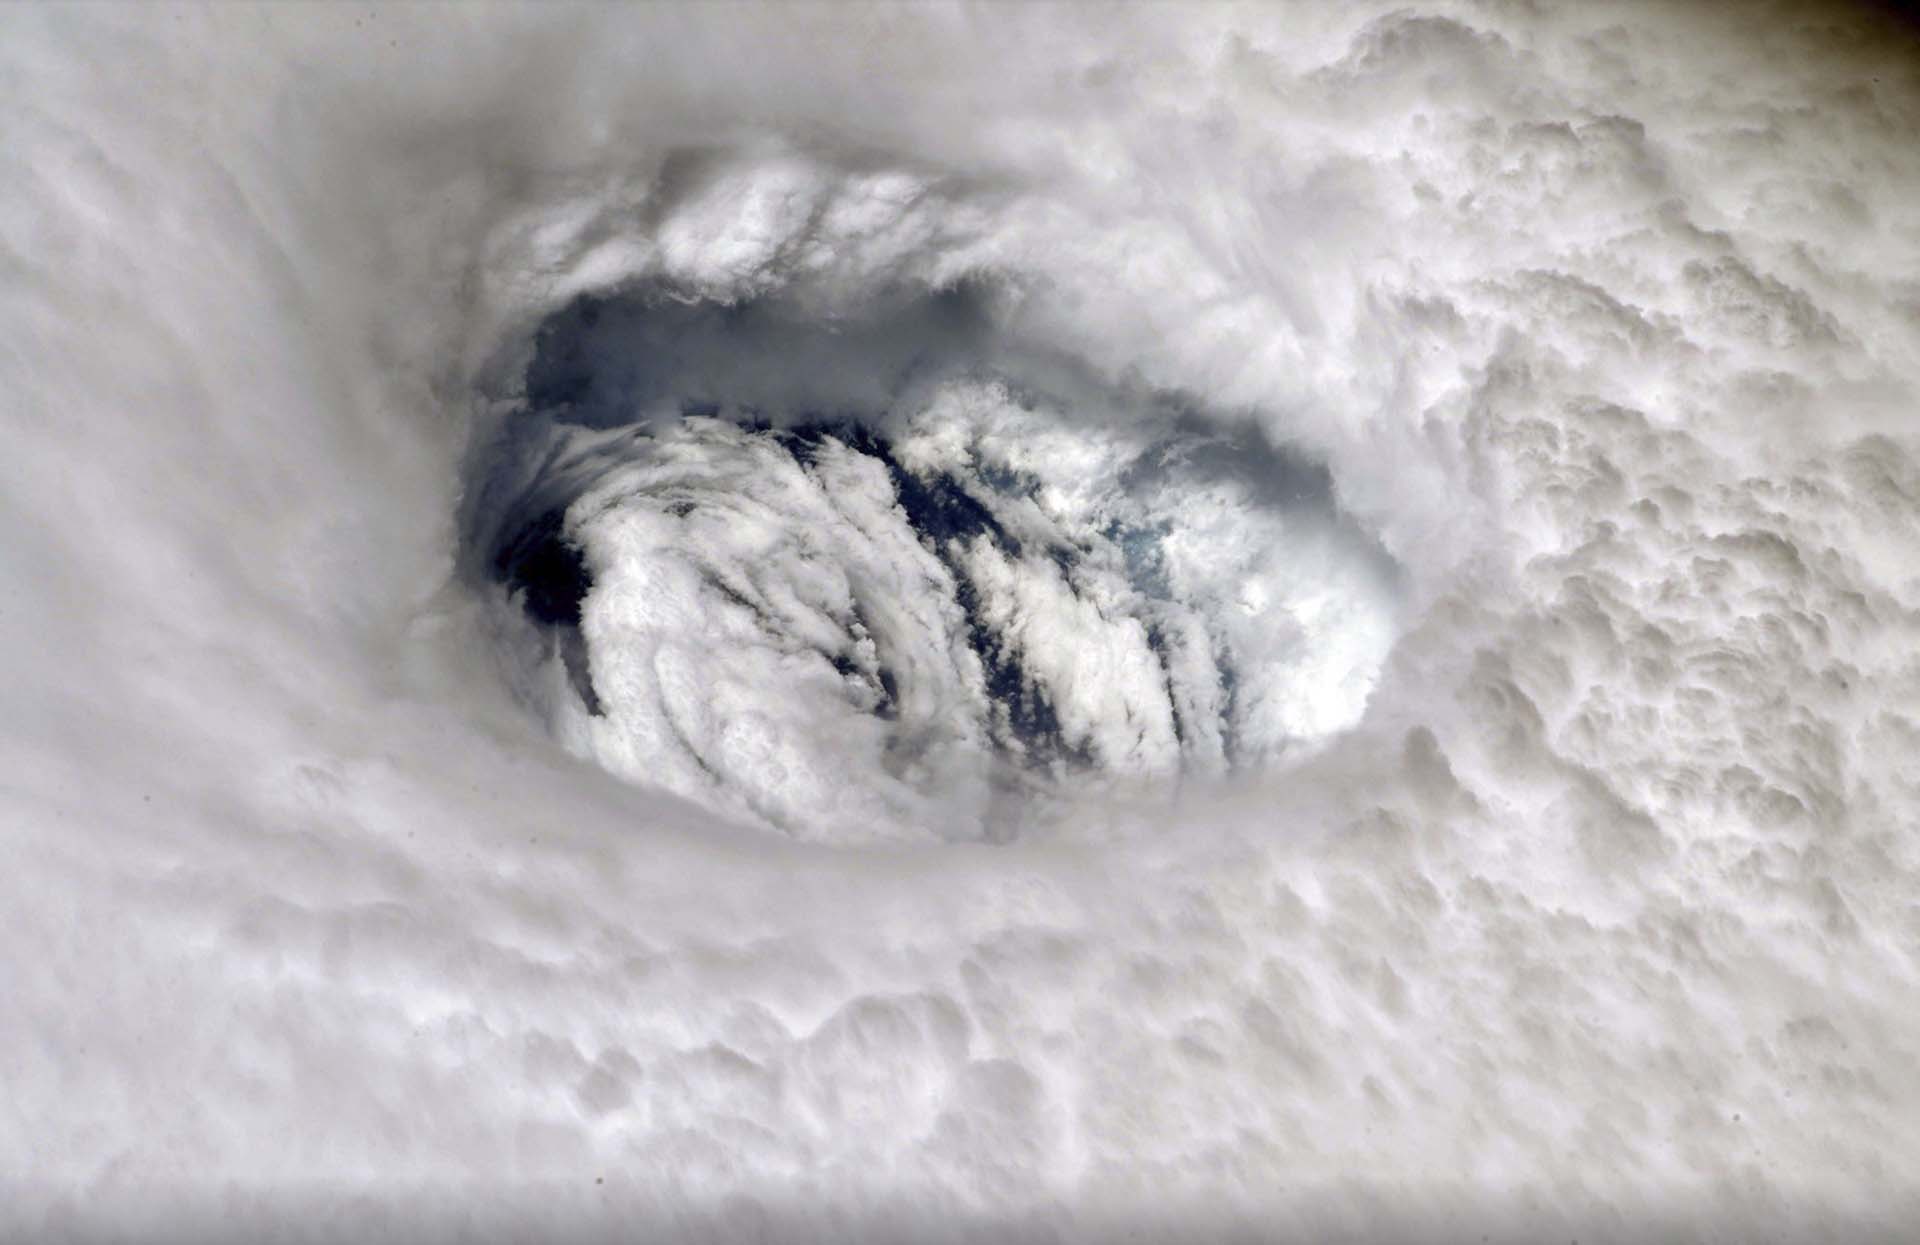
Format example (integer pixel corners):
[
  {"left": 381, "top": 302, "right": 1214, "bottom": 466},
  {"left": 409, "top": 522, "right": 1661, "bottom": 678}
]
[{"left": 5, "top": 3, "right": 1920, "bottom": 1241}]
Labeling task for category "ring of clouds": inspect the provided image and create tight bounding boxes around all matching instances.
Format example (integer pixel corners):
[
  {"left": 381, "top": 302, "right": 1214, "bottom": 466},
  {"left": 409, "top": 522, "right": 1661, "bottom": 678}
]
[{"left": 5, "top": 3, "right": 1920, "bottom": 1238}]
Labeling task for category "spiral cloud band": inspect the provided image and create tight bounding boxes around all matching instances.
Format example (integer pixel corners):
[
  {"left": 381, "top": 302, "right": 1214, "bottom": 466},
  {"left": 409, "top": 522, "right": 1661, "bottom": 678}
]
[{"left": 5, "top": 3, "right": 1920, "bottom": 1241}]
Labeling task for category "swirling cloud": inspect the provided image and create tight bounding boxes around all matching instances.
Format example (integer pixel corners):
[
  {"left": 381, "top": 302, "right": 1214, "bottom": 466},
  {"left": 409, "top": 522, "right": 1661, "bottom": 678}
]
[{"left": 4, "top": 3, "right": 1920, "bottom": 1241}]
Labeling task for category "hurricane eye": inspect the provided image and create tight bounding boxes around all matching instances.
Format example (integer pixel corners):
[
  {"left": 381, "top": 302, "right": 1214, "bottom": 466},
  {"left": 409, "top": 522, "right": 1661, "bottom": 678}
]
[{"left": 465, "top": 284, "right": 1404, "bottom": 843}]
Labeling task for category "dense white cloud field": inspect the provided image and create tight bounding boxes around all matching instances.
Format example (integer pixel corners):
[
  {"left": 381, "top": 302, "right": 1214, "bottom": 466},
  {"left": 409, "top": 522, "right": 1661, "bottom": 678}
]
[{"left": 5, "top": 2, "right": 1920, "bottom": 1240}]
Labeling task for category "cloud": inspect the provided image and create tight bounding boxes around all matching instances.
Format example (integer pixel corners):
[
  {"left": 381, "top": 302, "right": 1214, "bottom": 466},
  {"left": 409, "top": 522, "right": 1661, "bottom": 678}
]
[{"left": 4, "top": 2, "right": 1920, "bottom": 1239}]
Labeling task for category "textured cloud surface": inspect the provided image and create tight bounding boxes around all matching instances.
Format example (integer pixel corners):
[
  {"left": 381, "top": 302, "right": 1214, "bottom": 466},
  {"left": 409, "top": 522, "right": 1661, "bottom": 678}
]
[{"left": 5, "top": 3, "right": 1920, "bottom": 1241}]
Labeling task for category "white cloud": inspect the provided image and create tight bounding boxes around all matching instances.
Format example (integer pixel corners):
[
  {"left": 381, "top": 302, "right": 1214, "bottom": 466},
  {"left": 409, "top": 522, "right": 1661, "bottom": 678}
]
[{"left": 5, "top": 2, "right": 1920, "bottom": 1239}]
